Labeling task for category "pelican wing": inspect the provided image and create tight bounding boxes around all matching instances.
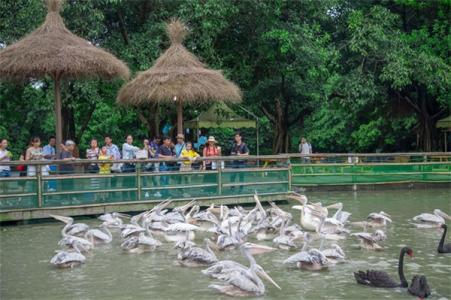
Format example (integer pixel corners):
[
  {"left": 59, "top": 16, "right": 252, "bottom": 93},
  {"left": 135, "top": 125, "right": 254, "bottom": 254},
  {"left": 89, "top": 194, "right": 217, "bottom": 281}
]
[
  {"left": 166, "top": 223, "right": 200, "bottom": 232},
  {"left": 214, "top": 268, "right": 261, "bottom": 294},
  {"left": 202, "top": 260, "right": 246, "bottom": 278},
  {"left": 179, "top": 247, "right": 217, "bottom": 264},
  {"left": 50, "top": 251, "right": 85, "bottom": 265},
  {"left": 351, "top": 232, "right": 375, "bottom": 242},
  {"left": 412, "top": 213, "right": 444, "bottom": 224},
  {"left": 283, "top": 251, "right": 310, "bottom": 264},
  {"left": 138, "top": 235, "right": 162, "bottom": 247}
]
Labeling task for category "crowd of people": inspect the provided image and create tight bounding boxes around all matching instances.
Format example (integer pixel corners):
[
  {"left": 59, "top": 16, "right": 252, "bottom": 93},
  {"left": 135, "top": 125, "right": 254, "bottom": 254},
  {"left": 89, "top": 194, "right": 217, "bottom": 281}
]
[
  {"left": 0, "top": 132, "right": 252, "bottom": 177},
  {"left": 0, "top": 134, "right": 315, "bottom": 180}
]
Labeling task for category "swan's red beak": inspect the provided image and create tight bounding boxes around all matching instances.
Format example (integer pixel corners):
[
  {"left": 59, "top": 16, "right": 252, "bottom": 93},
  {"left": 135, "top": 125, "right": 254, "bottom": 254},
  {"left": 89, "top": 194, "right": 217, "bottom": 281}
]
[{"left": 407, "top": 251, "right": 414, "bottom": 258}]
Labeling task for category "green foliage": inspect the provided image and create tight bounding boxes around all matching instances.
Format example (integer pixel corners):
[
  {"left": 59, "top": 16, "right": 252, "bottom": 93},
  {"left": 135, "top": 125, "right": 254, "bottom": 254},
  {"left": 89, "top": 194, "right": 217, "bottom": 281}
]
[{"left": 0, "top": 0, "right": 450, "bottom": 156}]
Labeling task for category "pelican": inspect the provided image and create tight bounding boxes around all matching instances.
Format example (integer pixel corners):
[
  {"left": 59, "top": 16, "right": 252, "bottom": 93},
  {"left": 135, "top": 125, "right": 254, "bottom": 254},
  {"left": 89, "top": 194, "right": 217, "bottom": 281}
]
[
  {"left": 367, "top": 211, "right": 392, "bottom": 226},
  {"left": 98, "top": 212, "right": 128, "bottom": 228},
  {"left": 85, "top": 223, "right": 113, "bottom": 245},
  {"left": 273, "top": 220, "right": 297, "bottom": 250},
  {"left": 50, "top": 243, "right": 86, "bottom": 268},
  {"left": 49, "top": 214, "right": 89, "bottom": 237},
  {"left": 351, "top": 230, "right": 387, "bottom": 250},
  {"left": 58, "top": 235, "right": 93, "bottom": 253},
  {"left": 284, "top": 248, "right": 329, "bottom": 271},
  {"left": 321, "top": 244, "right": 346, "bottom": 264},
  {"left": 203, "top": 242, "right": 281, "bottom": 296},
  {"left": 121, "top": 232, "right": 162, "bottom": 254},
  {"left": 177, "top": 238, "right": 218, "bottom": 267},
  {"left": 163, "top": 223, "right": 199, "bottom": 243},
  {"left": 412, "top": 209, "right": 451, "bottom": 228},
  {"left": 120, "top": 224, "right": 146, "bottom": 239},
  {"left": 290, "top": 194, "right": 341, "bottom": 232}
]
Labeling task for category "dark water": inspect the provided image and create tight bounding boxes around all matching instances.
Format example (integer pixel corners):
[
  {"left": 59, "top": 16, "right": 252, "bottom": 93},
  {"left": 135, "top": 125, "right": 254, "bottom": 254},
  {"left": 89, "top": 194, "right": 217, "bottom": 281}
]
[{"left": 1, "top": 189, "right": 450, "bottom": 300}]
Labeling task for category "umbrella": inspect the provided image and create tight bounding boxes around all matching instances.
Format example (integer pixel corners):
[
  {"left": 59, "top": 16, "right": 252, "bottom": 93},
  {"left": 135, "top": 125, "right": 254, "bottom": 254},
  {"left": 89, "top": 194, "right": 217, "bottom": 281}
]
[
  {"left": 0, "top": 0, "right": 129, "bottom": 151},
  {"left": 117, "top": 19, "right": 241, "bottom": 134}
]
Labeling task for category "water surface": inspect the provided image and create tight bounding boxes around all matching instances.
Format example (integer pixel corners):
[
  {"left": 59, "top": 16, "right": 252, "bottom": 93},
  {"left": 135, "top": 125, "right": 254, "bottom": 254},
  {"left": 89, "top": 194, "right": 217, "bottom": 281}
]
[{"left": 1, "top": 189, "right": 450, "bottom": 299}]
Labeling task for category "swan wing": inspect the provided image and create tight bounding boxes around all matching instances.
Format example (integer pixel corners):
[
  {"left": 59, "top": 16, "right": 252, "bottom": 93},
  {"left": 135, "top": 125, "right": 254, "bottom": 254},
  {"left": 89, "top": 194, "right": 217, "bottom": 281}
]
[{"left": 355, "top": 270, "right": 398, "bottom": 288}]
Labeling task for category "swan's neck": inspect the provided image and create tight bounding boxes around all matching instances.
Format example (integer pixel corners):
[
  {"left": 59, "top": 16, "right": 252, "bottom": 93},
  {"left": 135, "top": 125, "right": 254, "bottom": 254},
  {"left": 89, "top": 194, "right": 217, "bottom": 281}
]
[
  {"left": 438, "top": 226, "right": 447, "bottom": 251},
  {"left": 398, "top": 250, "right": 408, "bottom": 287}
]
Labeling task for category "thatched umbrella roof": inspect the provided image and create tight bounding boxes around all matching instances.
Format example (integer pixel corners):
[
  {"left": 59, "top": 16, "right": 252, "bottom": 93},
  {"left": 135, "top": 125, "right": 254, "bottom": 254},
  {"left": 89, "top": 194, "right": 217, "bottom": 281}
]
[
  {"left": 117, "top": 19, "right": 241, "bottom": 134},
  {"left": 0, "top": 0, "right": 129, "bottom": 150}
]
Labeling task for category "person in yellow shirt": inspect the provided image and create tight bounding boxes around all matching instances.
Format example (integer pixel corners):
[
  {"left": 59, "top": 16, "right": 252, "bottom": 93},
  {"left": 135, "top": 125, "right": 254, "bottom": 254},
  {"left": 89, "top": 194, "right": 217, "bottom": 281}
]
[
  {"left": 180, "top": 142, "right": 199, "bottom": 172},
  {"left": 98, "top": 146, "right": 113, "bottom": 175}
]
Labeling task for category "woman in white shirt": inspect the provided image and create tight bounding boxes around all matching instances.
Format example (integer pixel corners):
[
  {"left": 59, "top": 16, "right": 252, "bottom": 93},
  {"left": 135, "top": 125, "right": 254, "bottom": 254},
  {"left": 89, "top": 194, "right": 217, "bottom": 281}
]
[
  {"left": 298, "top": 137, "right": 312, "bottom": 163},
  {"left": 122, "top": 135, "right": 140, "bottom": 172}
]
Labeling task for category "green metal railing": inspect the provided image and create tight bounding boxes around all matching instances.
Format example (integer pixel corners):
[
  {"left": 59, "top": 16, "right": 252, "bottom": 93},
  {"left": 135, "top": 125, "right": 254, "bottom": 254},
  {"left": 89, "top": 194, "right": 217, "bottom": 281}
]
[
  {"left": 0, "top": 153, "right": 449, "bottom": 211},
  {"left": 290, "top": 152, "right": 451, "bottom": 186},
  {"left": 0, "top": 156, "right": 290, "bottom": 211}
]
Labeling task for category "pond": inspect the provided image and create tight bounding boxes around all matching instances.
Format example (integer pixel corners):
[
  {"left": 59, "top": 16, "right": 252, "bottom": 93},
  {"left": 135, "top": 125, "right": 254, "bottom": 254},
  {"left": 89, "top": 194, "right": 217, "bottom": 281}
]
[{"left": 1, "top": 188, "right": 450, "bottom": 299}]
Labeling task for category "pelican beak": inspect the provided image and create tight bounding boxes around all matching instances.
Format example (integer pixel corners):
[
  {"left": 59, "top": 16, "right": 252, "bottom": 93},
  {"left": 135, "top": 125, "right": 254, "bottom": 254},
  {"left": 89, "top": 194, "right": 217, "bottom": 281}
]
[
  {"left": 257, "top": 269, "right": 281, "bottom": 290},
  {"left": 380, "top": 211, "right": 391, "bottom": 218},
  {"left": 325, "top": 202, "right": 343, "bottom": 210},
  {"left": 48, "top": 214, "right": 71, "bottom": 224},
  {"left": 116, "top": 213, "right": 130, "bottom": 219},
  {"left": 292, "top": 205, "right": 304, "bottom": 211},
  {"left": 248, "top": 243, "right": 276, "bottom": 255}
]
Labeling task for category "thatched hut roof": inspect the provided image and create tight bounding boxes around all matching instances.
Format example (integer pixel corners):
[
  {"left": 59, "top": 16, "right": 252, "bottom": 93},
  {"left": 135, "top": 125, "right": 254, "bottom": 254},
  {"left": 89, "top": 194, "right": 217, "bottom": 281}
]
[
  {"left": 0, "top": 0, "right": 129, "bottom": 81},
  {"left": 117, "top": 19, "right": 241, "bottom": 105}
]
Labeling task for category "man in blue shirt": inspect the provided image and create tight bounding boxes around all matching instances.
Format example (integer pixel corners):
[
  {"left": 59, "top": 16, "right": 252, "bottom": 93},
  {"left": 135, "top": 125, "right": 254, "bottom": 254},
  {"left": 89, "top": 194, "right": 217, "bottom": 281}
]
[{"left": 42, "top": 136, "right": 56, "bottom": 191}]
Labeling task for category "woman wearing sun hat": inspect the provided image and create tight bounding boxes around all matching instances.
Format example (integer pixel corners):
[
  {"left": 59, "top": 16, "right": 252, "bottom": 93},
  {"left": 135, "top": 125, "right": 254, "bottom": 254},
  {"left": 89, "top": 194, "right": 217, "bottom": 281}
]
[{"left": 202, "top": 136, "right": 221, "bottom": 170}]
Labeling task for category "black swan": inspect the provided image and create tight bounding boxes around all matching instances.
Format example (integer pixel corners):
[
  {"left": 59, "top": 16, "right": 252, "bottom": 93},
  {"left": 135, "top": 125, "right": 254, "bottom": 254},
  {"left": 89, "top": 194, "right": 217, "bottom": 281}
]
[
  {"left": 408, "top": 275, "right": 431, "bottom": 299},
  {"left": 354, "top": 246, "right": 412, "bottom": 288},
  {"left": 437, "top": 224, "right": 451, "bottom": 253}
]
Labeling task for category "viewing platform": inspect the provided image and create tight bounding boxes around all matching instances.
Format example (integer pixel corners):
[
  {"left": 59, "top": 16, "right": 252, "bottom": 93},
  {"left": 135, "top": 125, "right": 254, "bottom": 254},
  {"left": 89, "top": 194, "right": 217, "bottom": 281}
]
[{"left": 0, "top": 153, "right": 449, "bottom": 222}]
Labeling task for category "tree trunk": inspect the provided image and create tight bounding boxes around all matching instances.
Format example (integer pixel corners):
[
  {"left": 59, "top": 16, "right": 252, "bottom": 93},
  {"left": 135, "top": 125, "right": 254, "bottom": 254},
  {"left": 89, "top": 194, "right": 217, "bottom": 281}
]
[
  {"left": 54, "top": 74, "right": 62, "bottom": 153},
  {"left": 262, "top": 98, "right": 289, "bottom": 154},
  {"left": 177, "top": 98, "right": 183, "bottom": 135}
]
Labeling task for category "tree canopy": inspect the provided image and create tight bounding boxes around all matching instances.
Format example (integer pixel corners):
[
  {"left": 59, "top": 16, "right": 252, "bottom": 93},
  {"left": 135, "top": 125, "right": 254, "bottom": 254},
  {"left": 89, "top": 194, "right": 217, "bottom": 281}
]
[{"left": 1, "top": 0, "right": 449, "bottom": 157}]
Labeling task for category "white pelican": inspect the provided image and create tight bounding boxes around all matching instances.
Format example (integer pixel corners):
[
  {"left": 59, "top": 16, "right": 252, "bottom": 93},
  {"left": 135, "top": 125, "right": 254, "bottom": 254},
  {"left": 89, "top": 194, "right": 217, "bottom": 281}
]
[
  {"left": 203, "top": 242, "right": 281, "bottom": 297},
  {"left": 50, "top": 243, "right": 86, "bottom": 268},
  {"left": 85, "top": 224, "right": 113, "bottom": 245},
  {"left": 121, "top": 232, "right": 162, "bottom": 254},
  {"left": 49, "top": 214, "right": 89, "bottom": 237},
  {"left": 351, "top": 230, "right": 386, "bottom": 250},
  {"left": 284, "top": 248, "right": 329, "bottom": 271},
  {"left": 321, "top": 244, "right": 346, "bottom": 264},
  {"left": 273, "top": 220, "right": 297, "bottom": 250},
  {"left": 177, "top": 238, "right": 218, "bottom": 267},
  {"left": 290, "top": 194, "right": 342, "bottom": 232},
  {"left": 58, "top": 235, "right": 93, "bottom": 253},
  {"left": 163, "top": 223, "right": 199, "bottom": 242},
  {"left": 98, "top": 212, "right": 129, "bottom": 228},
  {"left": 367, "top": 211, "right": 392, "bottom": 226},
  {"left": 412, "top": 209, "right": 451, "bottom": 228}
]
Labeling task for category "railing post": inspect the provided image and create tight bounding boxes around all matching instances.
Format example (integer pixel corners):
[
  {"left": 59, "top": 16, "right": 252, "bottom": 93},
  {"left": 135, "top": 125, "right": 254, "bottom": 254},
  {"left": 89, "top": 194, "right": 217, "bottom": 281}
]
[
  {"left": 217, "top": 160, "right": 222, "bottom": 195},
  {"left": 288, "top": 158, "right": 292, "bottom": 191},
  {"left": 136, "top": 162, "right": 141, "bottom": 201},
  {"left": 37, "top": 165, "right": 43, "bottom": 208}
]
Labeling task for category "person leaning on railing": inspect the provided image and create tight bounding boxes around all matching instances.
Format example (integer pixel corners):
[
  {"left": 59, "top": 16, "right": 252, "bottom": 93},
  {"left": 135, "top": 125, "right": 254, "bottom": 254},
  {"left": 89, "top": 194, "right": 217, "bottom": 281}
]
[
  {"left": 230, "top": 132, "right": 249, "bottom": 193},
  {"left": 86, "top": 138, "right": 100, "bottom": 173},
  {"left": 26, "top": 136, "right": 49, "bottom": 177},
  {"left": 122, "top": 134, "right": 140, "bottom": 173},
  {"left": 98, "top": 146, "right": 113, "bottom": 175},
  {"left": 202, "top": 136, "right": 221, "bottom": 170},
  {"left": 181, "top": 142, "right": 200, "bottom": 172},
  {"left": 0, "top": 138, "right": 12, "bottom": 178}
]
